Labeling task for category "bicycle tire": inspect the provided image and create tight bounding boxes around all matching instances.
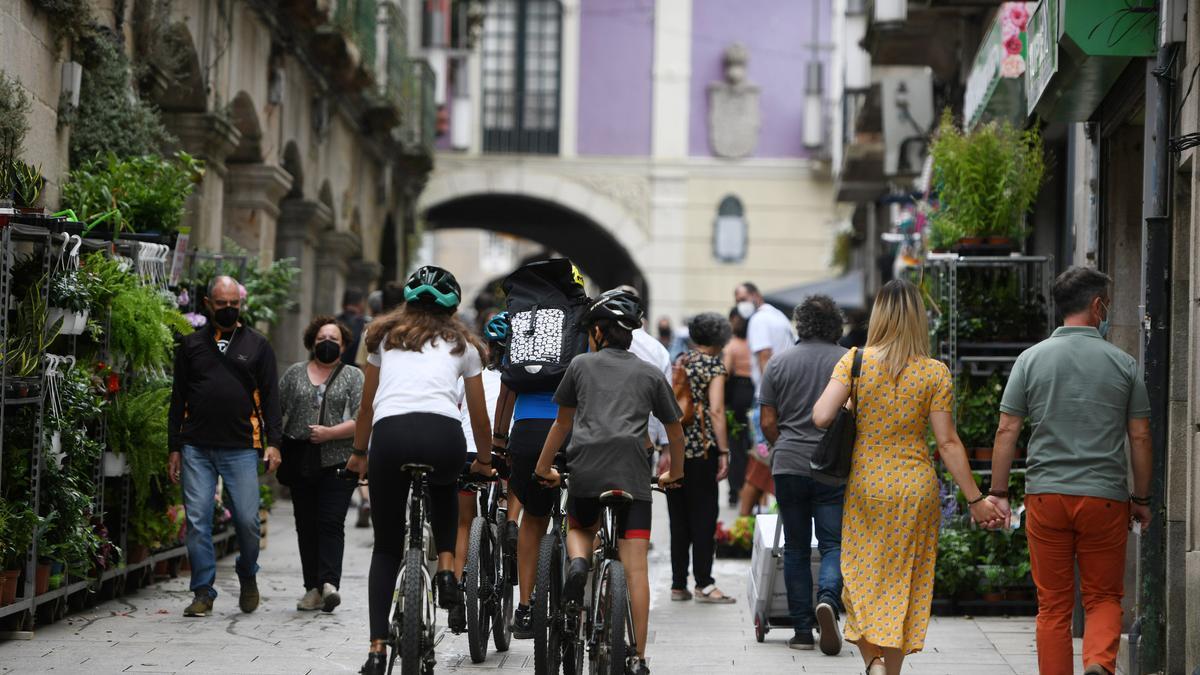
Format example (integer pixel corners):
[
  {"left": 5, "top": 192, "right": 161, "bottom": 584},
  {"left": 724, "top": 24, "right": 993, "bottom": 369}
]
[
  {"left": 400, "top": 547, "right": 427, "bottom": 675},
  {"left": 465, "top": 517, "right": 490, "bottom": 663},
  {"left": 492, "top": 521, "right": 513, "bottom": 652},
  {"left": 592, "top": 561, "right": 627, "bottom": 675},
  {"left": 533, "top": 532, "right": 562, "bottom": 675}
]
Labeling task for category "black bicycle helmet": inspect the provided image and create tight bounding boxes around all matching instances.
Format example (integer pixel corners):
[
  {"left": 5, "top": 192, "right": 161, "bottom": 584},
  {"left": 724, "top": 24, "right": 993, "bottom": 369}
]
[
  {"left": 403, "top": 265, "right": 462, "bottom": 309},
  {"left": 584, "top": 288, "right": 643, "bottom": 331}
]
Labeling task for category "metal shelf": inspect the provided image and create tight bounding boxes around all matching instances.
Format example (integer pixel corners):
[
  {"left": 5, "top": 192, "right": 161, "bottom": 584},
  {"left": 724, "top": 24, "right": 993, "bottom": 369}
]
[{"left": 0, "top": 598, "right": 32, "bottom": 620}]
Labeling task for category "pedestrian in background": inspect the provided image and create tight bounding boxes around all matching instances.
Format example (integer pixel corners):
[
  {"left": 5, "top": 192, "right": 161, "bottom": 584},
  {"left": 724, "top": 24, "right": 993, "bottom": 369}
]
[
  {"left": 733, "top": 282, "right": 794, "bottom": 385},
  {"left": 988, "top": 267, "right": 1152, "bottom": 675},
  {"left": 167, "top": 275, "right": 283, "bottom": 618},
  {"left": 760, "top": 295, "right": 846, "bottom": 654},
  {"left": 724, "top": 307, "right": 753, "bottom": 506},
  {"left": 277, "top": 316, "right": 364, "bottom": 613},
  {"left": 813, "top": 279, "right": 1004, "bottom": 675},
  {"left": 665, "top": 312, "right": 734, "bottom": 604},
  {"left": 337, "top": 288, "right": 367, "bottom": 367}
]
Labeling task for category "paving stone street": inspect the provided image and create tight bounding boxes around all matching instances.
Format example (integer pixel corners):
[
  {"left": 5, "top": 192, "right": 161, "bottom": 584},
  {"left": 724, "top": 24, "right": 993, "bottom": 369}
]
[{"left": 0, "top": 489, "right": 1081, "bottom": 674}]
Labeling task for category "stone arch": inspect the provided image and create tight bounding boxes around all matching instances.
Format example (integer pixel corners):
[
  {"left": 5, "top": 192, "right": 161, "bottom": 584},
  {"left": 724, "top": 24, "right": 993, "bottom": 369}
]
[
  {"left": 145, "top": 23, "right": 206, "bottom": 112},
  {"left": 228, "top": 91, "right": 264, "bottom": 163},
  {"left": 281, "top": 141, "right": 304, "bottom": 199},
  {"left": 418, "top": 168, "right": 650, "bottom": 303}
]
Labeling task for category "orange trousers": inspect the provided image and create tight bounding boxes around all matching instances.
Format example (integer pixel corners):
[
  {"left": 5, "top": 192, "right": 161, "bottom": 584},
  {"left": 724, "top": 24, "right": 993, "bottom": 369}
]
[{"left": 1026, "top": 493, "right": 1129, "bottom": 675}]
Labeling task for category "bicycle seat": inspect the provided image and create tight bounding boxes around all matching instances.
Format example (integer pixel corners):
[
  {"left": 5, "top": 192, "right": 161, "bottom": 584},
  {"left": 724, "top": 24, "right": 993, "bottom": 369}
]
[
  {"left": 599, "top": 490, "right": 634, "bottom": 505},
  {"left": 402, "top": 463, "right": 434, "bottom": 475}
]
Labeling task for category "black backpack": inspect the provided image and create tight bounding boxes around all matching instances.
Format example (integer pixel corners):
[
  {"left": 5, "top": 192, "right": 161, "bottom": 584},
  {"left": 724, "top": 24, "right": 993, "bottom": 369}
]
[{"left": 501, "top": 259, "right": 589, "bottom": 393}]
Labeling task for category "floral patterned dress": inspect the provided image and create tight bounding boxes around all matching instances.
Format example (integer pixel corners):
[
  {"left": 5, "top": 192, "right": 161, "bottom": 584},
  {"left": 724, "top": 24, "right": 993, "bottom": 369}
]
[
  {"left": 831, "top": 349, "right": 952, "bottom": 654},
  {"left": 682, "top": 351, "right": 726, "bottom": 459}
]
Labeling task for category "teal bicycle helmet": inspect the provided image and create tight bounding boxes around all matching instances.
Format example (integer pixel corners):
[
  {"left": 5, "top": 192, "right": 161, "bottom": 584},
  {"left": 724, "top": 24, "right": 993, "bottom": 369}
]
[
  {"left": 404, "top": 265, "right": 461, "bottom": 309},
  {"left": 484, "top": 311, "right": 510, "bottom": 344}
]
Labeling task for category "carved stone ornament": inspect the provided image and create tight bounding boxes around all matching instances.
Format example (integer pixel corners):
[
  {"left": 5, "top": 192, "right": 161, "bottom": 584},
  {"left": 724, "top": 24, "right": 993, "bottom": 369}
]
[{"left": 708, "top": 43, "right": 761, "bottom": 159}]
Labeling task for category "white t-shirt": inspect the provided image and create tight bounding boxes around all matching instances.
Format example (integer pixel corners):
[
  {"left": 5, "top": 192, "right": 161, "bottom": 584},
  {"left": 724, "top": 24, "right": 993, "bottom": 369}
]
[
  {"left": 368, "top": 338, "right": 483, "bottom": 422},
  {"left": 747, "top": 303, "right": 795, "bottom": 387},
  {"left": 459, "top": 367, "right": 502, "bottom": 450},
  {"left": 630, "top": 328, "right": 672, "bottom": 446}
]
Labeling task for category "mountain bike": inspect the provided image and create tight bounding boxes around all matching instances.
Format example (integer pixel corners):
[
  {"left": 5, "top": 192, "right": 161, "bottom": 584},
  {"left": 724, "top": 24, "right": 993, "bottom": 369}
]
[
  {"left": 340, "top": 464, "right": 440, "bottom": 675},
  {"left": 461, "top": 469, "right": 514, "bottom": 663},
  {"left": 532, "top": 471, "right": 580, "bottom": 675}
]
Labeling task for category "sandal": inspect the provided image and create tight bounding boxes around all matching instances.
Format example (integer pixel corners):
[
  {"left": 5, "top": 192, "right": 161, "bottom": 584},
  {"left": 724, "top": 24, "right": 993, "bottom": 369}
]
[
  {"left": 694, "top": 584, "right": 735, "bottom": 604},
  {"left": 866, "top": 656, "right": 886, "bottom": 675},
  {"left": 670, "top": 589, "right": 692, "bottom": 601}
]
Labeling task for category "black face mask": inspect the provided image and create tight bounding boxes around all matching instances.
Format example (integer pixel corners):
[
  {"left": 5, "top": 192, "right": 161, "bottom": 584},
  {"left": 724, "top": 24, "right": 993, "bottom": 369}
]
[
  {"left": 314, "top": 340, "right": 341, "bottom": 364},
  {"left": 213, "top": 306, "right": 240, "bottom": 329}
]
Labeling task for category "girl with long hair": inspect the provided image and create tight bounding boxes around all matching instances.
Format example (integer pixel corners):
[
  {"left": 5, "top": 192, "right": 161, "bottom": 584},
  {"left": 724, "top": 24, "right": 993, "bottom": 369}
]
[
  {"left": 346, "top": 266, "right": 494, "bottom": 675},
  {"left": 813, "top": 279, "right": 1004, "bottom": 675}
]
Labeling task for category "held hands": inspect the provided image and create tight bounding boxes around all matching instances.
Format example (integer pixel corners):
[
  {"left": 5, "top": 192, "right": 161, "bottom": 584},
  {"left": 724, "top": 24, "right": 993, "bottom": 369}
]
[
  {"left": 969, "top": 496, "right": 1006, "bottom": 530},
  {"left": 535, "top": 466, "right": 561, "bottom": 488},
  {"left": 345, "top": 453, "right": 368, "bottom": 478},
  {"left": 263, "top": 446, "right": 282, "bottom": 473}
]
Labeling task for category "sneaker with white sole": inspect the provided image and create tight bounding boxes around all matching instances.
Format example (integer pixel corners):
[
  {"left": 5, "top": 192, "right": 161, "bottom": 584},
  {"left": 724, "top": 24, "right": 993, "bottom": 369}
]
[
  {"left": 297, "top": 588, "right": 322, "bottom": 611},
  {"left": 321, "top": 583, "right": 342, "bottom": 613},
  {"left": 815, "top": 601, "right": 843, "bottom": 655}
]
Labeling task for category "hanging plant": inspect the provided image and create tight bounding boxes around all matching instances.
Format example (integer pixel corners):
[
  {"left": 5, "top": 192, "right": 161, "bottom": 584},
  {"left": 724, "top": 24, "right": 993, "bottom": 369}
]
[
  {"left": 928, "top": 109, "right": 1045, "bottom": 246},
  {"left": 109, "top": 282, "right": 192, "bottom": 371}
]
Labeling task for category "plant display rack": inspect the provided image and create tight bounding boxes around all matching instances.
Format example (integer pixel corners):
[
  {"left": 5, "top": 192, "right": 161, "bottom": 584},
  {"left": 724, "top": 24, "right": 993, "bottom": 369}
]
[{"left": 0, "top": 216, "right": 239, "bottom": 634}]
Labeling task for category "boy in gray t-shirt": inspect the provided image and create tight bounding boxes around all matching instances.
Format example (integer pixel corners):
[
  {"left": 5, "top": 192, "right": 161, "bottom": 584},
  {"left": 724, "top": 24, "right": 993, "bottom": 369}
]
[{"left": 534, "top": 289, "right": 683, "bottom": 675}]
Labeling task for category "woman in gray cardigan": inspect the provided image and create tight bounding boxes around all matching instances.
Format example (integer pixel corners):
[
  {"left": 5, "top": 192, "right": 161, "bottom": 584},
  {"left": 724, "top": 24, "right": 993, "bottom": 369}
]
[{"left": 278, "top": 316, "right": 364, "bottom": 612}]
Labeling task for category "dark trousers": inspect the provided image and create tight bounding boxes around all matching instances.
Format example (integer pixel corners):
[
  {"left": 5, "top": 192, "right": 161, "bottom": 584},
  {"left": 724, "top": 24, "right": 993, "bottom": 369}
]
[
  {"left": 725, "top": 375, "right": 754, "bottom": 500},
  {"left": 666, "top": 454, "right": 719, "bottom": 590},
  {"left": 773, "top": 473, "right": 845, "bottom": 631},
  {"left": 291, "top": 466, "right": 357, "bottom": 591}
]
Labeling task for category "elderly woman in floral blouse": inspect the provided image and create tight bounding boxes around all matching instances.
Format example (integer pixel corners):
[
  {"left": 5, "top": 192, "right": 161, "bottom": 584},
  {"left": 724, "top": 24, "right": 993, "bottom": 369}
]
[{"left": 278, "top": 315, "right": 364, "bottom": 613}]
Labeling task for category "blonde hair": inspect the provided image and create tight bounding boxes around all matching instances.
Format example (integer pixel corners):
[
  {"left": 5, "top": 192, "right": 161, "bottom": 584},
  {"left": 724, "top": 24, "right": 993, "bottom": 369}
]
[{"left": 865, "top": 279, "right": 930, "bottom": 379}]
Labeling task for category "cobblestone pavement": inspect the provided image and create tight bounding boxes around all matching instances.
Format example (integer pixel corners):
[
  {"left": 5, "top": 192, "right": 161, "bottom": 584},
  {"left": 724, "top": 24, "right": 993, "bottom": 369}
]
[{"left": 0, "top": 487, "right": 1080, "bottom": 674}]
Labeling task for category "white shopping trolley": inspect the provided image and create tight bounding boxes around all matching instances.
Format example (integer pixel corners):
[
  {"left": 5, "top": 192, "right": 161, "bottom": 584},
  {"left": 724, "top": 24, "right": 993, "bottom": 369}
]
[{"left": 747, "top": 513, "right": 820, "bottom": 643}]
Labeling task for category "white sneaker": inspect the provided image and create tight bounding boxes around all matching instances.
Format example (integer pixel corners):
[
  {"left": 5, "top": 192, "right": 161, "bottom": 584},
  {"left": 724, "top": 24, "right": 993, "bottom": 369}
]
[
  {"left": 321, "top": 582, "right": 341, "bottom": 613},
  {"left": 297, "top": 588, "right": 322, "bottom": 611}
]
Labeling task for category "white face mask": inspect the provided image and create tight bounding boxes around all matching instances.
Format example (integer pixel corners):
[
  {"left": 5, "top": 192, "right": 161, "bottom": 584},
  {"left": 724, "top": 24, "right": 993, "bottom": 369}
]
[{"left": 736, "top": 301, "right": 756, "bottom": 320}]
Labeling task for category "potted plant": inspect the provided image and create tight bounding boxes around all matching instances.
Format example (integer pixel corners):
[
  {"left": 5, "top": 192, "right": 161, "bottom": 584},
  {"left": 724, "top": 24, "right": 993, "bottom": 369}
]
[
  {"left": 48, "top": 269, "right": 93, "bottom": 336},
  {"left": 928, "top": 110, "right": 1045, "bottom": 254}
]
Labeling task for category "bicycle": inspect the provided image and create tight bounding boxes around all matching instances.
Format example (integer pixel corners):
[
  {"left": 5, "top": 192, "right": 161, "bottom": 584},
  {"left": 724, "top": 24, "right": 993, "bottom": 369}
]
[
  {"left": 339, "top": 464, "right": 440, "bottom": 675},
  {"left": 532, "top": 471, "right": 580, "bottom": 675},
  {"left": 460, "top": 469, "right": 514, "bottom": 663}
]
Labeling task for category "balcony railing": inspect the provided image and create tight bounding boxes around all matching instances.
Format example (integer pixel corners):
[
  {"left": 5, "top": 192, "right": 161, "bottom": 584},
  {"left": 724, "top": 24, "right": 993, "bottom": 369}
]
[
  {"left": 332, "top": 0, "right": 379, "bottom": 72},
  {"left": 396, "top": 58, "right": 436, "bottom": 156}
]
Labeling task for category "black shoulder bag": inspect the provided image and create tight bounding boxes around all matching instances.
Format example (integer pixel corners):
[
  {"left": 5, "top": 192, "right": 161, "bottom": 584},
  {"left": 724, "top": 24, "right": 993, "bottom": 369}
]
[
  {"left": 810, "top": 348, "right": 862, "bottom": 485},
  {"left": 278, "top": 364, "right": 344, "bottom": 487}
]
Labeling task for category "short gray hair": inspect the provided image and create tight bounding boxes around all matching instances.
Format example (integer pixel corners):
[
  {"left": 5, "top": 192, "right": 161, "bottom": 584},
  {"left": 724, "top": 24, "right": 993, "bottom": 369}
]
[
  {"left": 688, "top": 312, "right": 732, "bottom": 348},
  {"left": 1053, "top": 266, "right": 1110, "bottom": 318},
  {"left": 793, "top": 294, "right": 843, "bottom": 344},
  {"left": 207, "top": 275, "right": 239, "bottom": 298}
]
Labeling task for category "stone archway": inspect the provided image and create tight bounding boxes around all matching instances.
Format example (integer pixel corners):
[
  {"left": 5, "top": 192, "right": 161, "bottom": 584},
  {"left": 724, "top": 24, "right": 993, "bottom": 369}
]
[{"left": 418, "top": 168, "right": 651, "bottom": 304}]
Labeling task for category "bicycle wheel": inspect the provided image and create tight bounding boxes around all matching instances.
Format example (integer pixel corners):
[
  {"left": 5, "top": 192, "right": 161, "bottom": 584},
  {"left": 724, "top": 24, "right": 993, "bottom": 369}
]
[
  {"left": 492, "top": 522, "right": 513, "bottom": 652},
  {"left": 533, "top": 532, "right": 562, "bottom": 675},
  {"left": 591, "top": 561, "right": 627, "bottom": 675},
  {"left": 465, "top": 517, "right": 491, "bottom": 663},
  {"left": 400, "top": 547, "right": 428, "bottom": 675}
]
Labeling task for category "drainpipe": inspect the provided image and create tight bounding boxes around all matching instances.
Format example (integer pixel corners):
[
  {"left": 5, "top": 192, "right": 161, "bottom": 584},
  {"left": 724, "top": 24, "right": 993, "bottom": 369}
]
[{"left": 1136, "top": 41, "right": 1173, "bottom": 675}]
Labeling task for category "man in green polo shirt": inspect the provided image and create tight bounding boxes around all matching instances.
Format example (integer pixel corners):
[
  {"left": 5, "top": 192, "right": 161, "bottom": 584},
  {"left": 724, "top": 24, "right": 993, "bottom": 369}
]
[{"left": 989, "top": 266, "right": 1152, "bottom": 675}]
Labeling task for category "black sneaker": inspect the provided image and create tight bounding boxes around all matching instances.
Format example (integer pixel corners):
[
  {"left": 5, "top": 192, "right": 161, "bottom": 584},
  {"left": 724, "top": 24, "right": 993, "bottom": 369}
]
[
  {"left": 359, "top": 652, "right": 386, "bottom": 675},
  {"left": 629, "top": 657, "right": 650, "bottom": 675},
  {"left": 788, "top": 630, "right": 815, "bottom": 651},
  {"left": 504, "top": 521, "right": 519, "bottom": 558},
  {"left": 562, "top": 557, "right": 590, "bottom": 608},
  {"left": 815, "top": 601, "right": 843, "bottom": 655},
  {"left": 434, "top": 570, "right": 460, "bottom": 610},
  {"left": 512, "top": 603, "right": 534, "bottom": 639},
  {"left": 448, "top": 602, "right": 467, "bottom": 634}
]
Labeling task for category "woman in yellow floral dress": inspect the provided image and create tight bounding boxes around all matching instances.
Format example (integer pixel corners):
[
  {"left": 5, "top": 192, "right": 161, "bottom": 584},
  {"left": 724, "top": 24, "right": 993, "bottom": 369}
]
[{"left": 814, "top": 280, "right": 1004, "bottom": 675}]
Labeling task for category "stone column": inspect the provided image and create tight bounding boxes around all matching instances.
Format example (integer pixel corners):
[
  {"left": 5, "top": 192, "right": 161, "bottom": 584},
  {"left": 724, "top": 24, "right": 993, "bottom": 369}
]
[
  {"left": 223, "top": 163, "right": 293, "bottom": 263},
  {"left": 314, "top": 230, "right": 364, "bottom": 316},
  {"left": 273, "top": 198, "right": 334, "bottom": 366},
  {"left": 347, "top": 259, "right": 384, "bottom": 294},
  {"left": 163, "top": 112, "right": 242, "bottom": 253}
]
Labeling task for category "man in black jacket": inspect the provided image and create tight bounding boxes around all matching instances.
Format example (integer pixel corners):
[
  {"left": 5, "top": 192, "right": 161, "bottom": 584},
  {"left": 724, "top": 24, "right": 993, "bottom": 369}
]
[{"left": 168, "top": 275, "right": 283, "bottom": 617}]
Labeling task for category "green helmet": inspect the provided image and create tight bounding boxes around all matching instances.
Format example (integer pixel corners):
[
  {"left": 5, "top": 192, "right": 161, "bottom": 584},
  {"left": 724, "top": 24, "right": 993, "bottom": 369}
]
[{"left": 403, "top": 265, "right": 462, "bottom": 309}]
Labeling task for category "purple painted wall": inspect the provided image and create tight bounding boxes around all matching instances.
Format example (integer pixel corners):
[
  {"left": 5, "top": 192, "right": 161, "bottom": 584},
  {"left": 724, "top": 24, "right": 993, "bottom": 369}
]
[
  {"left": 577, "top": 0, "right": 655, "bottom": 156},
  {"left": 689, "top": 0, "right": 831, "bottom": 158}
]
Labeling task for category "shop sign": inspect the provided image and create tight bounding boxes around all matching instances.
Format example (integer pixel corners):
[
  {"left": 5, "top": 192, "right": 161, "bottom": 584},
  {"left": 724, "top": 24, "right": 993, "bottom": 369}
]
[
  {"left": 1024, "top": 0, "right": 1057, "bottom": 117},
  {"left": 964, "top": 3, "right": 1034, "bottom": 130}
]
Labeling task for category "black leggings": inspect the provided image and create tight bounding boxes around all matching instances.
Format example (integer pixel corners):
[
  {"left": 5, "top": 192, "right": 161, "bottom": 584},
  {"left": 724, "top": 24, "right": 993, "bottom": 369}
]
[
  {"left": 726, "top": 375, "right": 754, "bottom": 497},
  {"left": 666, "top": 453, "right": 719, "bottom": 590},
  {"left": 367, "top": 413, "right": 467, "bottom": 639}
]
